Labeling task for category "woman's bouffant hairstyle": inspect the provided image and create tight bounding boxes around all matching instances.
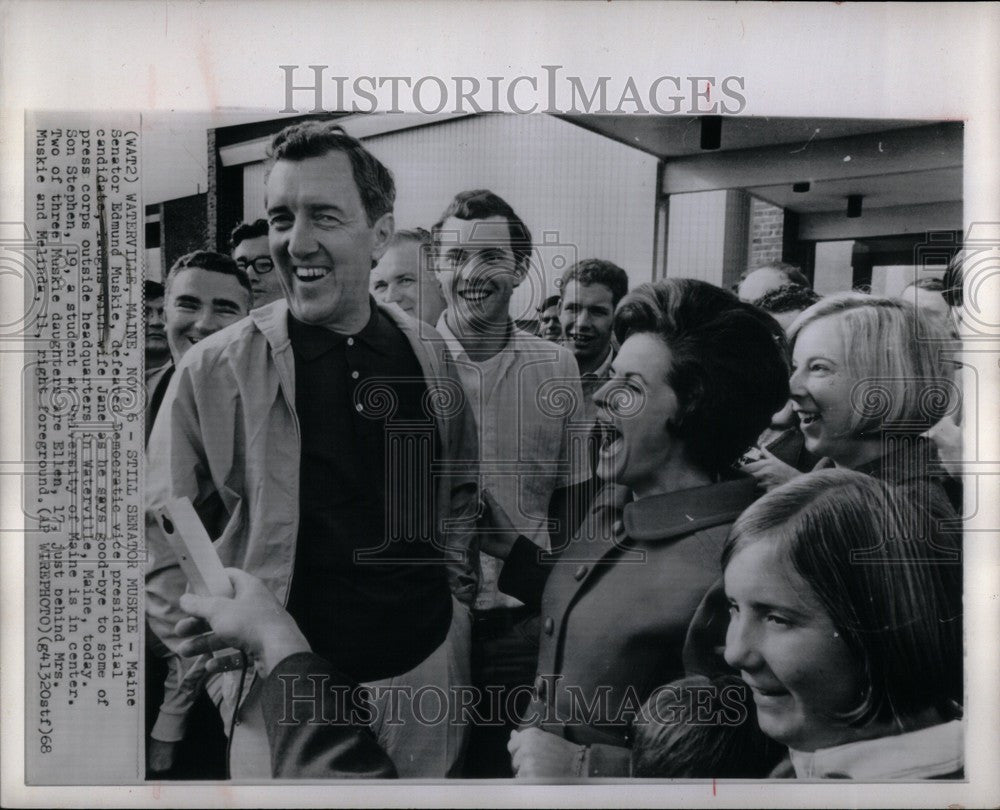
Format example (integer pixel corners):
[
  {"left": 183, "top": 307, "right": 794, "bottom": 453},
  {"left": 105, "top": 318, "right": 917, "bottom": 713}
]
[
  {"left": 721, "top": 469, "right": 963, "bottom": 728},
  {"left": 788, "top": 293, "right": 955, "bottom": 437},
  {"left": 613, "top": 279, "right": 790, "bottom": 476}
]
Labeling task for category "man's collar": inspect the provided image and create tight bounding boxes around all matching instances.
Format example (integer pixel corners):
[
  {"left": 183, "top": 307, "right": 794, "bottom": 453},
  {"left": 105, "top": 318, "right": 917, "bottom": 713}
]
[
  {"left": 436, "top": 312, "right": 517, "bottom": 361},
  {"left": 289, "top": 298, "right": 391, "bottom": 361},
  {"left": 581, "top": 345, "right": 615, "bottom": 380},
  {"left": 622, "top": 476, "right": 758, "bottom": 541},
  {"left": 435, "top": 313, "right": 467, "bottom": 359}
]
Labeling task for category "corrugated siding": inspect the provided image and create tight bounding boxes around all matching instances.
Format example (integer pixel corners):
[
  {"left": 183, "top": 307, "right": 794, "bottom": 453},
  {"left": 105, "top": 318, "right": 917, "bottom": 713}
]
[{"left": 242, "top": 114, "right": 657, "bottom": 318}]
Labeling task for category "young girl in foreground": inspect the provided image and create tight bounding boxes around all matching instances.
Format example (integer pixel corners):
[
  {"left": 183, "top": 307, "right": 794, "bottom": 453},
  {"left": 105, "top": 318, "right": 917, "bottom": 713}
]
[{"left": 722, "top": 469, "right": 963, "bottom": 779}]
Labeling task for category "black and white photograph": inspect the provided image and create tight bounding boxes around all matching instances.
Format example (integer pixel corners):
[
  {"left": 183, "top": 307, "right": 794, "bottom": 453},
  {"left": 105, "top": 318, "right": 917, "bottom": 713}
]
[
  {"left": 2, "top": 2, "right": 998, "bottom": 807},
  {"left": 139, "top": 110, "right": 968, "bottom": 784}
]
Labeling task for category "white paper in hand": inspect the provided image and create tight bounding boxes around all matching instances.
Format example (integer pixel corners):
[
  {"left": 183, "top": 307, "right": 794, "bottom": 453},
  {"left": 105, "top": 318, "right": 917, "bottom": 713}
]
[{"left": 156, "top": 497, "right": 233, "bottom": 597}]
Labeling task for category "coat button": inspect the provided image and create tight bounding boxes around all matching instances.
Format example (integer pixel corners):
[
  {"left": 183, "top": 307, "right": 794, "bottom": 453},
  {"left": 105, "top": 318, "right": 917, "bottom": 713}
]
[
  {"left": 534, "top": 674, "right": 546, "bottom": 698},
  {"left": 347, "top": 337, "right": 355, "bottom": 346},
  {"left": 544, "top": 617, "right": 554, "bottom": 635},
  {"left": 351, "top": 370, "right": 359, "bottom": 379},
  {"left": 574, "top": 565, "right": 588, "bottom": 581}
]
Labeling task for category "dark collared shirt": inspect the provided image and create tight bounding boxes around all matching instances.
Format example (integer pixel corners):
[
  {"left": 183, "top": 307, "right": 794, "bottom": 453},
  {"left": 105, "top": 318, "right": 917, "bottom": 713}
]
[{"left": 285, "top": 300, "right": 451, "bottom": 682}]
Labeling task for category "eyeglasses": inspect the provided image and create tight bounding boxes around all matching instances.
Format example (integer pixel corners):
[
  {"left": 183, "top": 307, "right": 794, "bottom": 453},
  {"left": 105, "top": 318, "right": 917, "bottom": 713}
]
[{"left": 236, "top": 257, "right": 275, "bottom": 275}]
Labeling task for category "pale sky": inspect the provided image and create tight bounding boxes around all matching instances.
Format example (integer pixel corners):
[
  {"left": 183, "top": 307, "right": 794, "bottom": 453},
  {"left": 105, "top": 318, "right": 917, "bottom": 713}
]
[{"left": 141, "top": 110, "right": 280, "bottom": 205}]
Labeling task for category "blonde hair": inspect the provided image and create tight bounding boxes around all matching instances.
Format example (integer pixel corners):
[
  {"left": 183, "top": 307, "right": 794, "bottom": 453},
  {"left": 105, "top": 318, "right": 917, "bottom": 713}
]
[{"left": 788, "top": 293, "right": 954, "bottom": 436}]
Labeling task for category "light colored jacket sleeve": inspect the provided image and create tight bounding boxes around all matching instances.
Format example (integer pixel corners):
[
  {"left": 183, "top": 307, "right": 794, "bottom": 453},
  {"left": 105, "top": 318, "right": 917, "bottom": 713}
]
[
  {"left": 149, "top": 649, "right": 208, "bottom": 743},
  {"left": 145, "top": 357, "right": 226, "bottom": 660}
]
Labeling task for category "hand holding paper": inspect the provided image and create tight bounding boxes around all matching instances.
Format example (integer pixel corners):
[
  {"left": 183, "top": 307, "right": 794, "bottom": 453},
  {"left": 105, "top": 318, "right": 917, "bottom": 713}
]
[{"left": 176, "top": 568, "right": 311, "bottom": 677}]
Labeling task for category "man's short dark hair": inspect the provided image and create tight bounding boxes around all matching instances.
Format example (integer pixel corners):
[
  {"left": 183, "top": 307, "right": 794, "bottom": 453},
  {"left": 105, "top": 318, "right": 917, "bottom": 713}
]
[
  {"left": 752, "top": 283, "right": 821, "bottom": 314},
  {"left": 431, "top": 189, "right": 533, "bottom": 273},
  {"left": 165, "top": 250, "right": 253, "bottom": 305},
  {"left": 537, "top": 294, "right": 561, "bottom": 313},
  {"left": 145, "top": 279, "right": 164, "bottom": 300},
  {"left": 559, "top": 259, "right": 629, "bottom": 308},
  {"left": 230, "top": 219, "right": 269, "bottom": 251},
  {"left": 614, "top": 279, "right": 789, "bottom": 476},
  {"left": 266, "top": 122, "right": 396, "bottom": 227}
]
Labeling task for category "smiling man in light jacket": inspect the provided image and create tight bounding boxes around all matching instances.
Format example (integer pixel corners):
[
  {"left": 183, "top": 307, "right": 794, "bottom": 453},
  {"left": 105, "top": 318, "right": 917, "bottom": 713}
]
[{"left": 146, "top": 122, "right": 479, "bottom": 778}]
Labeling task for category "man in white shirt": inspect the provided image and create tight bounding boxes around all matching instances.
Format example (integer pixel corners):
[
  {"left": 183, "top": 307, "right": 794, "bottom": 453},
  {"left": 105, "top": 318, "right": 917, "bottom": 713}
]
[{"left": 430, "top": 189, "right": 590, "bottom": 776}]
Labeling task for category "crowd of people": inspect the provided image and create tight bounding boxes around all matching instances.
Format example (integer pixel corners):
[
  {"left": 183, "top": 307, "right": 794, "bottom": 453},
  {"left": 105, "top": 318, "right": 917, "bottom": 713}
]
[{"left": 143, "top": 120, "right": 965, "bottom": 781}]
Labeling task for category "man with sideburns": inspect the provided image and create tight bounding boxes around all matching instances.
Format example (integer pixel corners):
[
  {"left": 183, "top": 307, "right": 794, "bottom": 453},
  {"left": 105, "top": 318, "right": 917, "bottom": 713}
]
[
  {"left": 430, "top": 189, "right": 590, "bottom": 777},
  {"left": 146, "top": 122, "right": 478, "bottom": 778}
]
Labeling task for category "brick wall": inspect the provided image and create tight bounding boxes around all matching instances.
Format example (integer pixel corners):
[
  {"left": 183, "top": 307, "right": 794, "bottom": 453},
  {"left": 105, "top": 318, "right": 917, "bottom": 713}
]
[
  {"left": 749, "top": 197, "right": 784, "bottom": 267},
  {"left": 206, "top": 128, "right": 218, "bottom": 251}
]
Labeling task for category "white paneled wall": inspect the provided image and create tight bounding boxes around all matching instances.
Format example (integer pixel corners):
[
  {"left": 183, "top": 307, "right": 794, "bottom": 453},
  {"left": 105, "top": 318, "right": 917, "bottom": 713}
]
[
  {"left": 242, "top": 160, "right": 268, "bottom": 227},
  {"left": 665, "top": 190, "right": 730, "bottom": 285},
  {"left": 242, "top": 114, "right": 658, "bottom": 319},
  {"left": 814, "top": 240, "right": 855, "bottom": 295}
]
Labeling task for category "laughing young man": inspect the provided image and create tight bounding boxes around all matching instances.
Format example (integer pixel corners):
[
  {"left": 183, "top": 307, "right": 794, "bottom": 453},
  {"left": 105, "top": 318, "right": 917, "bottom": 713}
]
[
  {"left": 144, "top": 252, "right": 252, "bottom": 443},
  {"left": 146, "top": 122, "right": 479, "bottom": 778},
  {"left": 430, "top": 189, "right": 590, "bottom": 777}
]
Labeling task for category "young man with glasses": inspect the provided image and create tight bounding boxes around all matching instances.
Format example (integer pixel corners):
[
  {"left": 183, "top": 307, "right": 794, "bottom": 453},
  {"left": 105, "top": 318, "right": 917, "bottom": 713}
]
[{"left": 231, "top": 219, "right": 284, "bottom": 307}]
